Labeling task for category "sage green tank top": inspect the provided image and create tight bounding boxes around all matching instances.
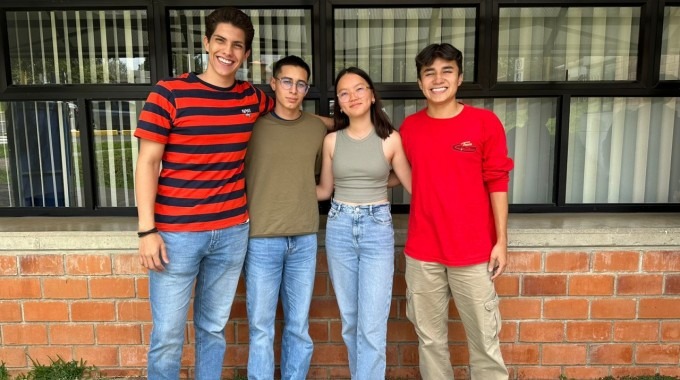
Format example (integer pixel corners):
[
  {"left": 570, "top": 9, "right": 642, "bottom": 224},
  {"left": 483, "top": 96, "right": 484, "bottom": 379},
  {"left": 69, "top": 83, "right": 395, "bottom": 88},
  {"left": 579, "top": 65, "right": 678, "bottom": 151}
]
[{"left": 332, "top": 128, "right": 391, "bottom": 203}]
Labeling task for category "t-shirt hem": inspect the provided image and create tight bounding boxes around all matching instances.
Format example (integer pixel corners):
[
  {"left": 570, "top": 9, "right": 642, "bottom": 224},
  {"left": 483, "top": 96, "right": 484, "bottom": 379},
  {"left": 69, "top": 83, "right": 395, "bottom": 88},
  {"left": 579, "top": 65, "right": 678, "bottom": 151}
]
[{"left": 404, "top": 250, "right": 489, "bottom": 267}]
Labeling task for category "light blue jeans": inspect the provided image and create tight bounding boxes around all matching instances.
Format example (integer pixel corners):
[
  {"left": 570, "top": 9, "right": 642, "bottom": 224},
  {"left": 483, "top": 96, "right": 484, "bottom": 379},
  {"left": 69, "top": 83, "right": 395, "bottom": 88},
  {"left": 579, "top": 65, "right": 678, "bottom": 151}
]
[
  {"left": 244, "top": 234, "right": 317, "bottom": 380},
  {"left": 147, "top": 222, "right": 249, "bottom": 380},
  {"left": 325, "top": 200, "right": 395, "bottom": 380}
]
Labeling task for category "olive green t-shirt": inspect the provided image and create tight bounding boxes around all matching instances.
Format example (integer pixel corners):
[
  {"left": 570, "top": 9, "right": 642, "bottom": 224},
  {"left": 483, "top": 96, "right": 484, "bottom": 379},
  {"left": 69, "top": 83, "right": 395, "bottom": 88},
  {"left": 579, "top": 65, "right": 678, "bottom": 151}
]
[{"left": 245, "top": 112, "right": 327, "bottom": 237}]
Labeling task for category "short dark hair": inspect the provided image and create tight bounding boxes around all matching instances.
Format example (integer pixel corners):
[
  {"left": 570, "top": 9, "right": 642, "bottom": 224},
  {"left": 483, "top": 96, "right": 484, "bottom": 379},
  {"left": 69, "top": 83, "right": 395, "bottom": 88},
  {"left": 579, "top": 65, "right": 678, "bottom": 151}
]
[
  {"left": 272, "top": 55, "right": 311, "bottom": 80},
  {"left": 332, "top": 67, "right": 394, "bottom": 140},
  {"left": 415, "top": 43, "right": 463, "bottom": 79},
  {"left": 205, "top": 7, "right": 255, "bottom": 52}
]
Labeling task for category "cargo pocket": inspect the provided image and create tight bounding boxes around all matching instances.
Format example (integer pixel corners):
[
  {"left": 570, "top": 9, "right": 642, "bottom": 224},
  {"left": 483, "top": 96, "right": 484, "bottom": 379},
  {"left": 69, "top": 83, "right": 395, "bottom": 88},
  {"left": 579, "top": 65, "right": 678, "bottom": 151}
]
[{"left": 484, "top": 293, "right": 501, "bottom": 343}]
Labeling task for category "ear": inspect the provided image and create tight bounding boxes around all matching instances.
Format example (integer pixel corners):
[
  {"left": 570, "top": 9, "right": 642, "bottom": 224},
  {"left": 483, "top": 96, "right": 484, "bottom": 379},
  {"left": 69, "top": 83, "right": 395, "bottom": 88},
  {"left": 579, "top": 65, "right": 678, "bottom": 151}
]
[
  {"left": 458, "top": 74, "right": 464, "bottom": 86},
  {"left": 203, "top": 35, "right": 209, "bottom": 52},
  {"left": 270, "top": 76, "right": 277, "bottom": 92},
  {"left": 417, "top": 78, "right": 423, "bottom": 92}
]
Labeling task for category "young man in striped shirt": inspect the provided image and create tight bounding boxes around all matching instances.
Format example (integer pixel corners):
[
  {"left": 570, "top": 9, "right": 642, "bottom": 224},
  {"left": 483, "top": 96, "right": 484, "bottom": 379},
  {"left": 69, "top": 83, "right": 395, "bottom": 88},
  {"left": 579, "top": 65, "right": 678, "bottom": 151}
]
[{"left": 134, "top": 7, "right": 274, "bottom": 379}]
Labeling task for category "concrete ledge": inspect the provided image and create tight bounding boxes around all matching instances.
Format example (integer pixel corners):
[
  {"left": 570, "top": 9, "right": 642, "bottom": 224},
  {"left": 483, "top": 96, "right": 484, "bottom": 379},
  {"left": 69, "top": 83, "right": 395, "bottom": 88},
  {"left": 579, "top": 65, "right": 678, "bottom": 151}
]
[{"left": 1, "top": 213, "right": 679, "bottom": 251}]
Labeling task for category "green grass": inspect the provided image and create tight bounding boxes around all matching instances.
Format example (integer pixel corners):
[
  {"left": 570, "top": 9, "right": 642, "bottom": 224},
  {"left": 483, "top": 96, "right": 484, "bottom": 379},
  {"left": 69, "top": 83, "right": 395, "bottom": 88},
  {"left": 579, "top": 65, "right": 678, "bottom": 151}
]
[{"left": 14, "top": 357, "right": 97, "bottom": 380}]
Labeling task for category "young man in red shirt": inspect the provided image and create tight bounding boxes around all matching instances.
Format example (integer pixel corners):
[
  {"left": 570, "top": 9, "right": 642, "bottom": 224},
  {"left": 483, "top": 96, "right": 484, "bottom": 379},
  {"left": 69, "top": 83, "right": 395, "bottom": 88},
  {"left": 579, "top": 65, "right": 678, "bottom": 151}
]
[
  {"left": 134, "top": 7, "right": 274, "bottom": 379},
  {"left": 399, "top": 43, "right": 513, "bottom": 380}
]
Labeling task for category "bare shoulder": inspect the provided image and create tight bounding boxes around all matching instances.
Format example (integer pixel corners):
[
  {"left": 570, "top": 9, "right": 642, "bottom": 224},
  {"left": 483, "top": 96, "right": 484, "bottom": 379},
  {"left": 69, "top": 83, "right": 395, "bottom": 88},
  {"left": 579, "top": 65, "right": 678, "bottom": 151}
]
[{"left": 385, "top": 130, "right": 403, "bottom": 145}]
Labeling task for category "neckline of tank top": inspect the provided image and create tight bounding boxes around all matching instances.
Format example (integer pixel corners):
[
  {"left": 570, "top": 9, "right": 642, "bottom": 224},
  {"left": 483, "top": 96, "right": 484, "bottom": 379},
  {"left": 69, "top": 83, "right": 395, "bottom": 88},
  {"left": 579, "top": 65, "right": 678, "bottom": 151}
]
[{"left": 343, "top": 127, "right": 375, "bottom": 142}]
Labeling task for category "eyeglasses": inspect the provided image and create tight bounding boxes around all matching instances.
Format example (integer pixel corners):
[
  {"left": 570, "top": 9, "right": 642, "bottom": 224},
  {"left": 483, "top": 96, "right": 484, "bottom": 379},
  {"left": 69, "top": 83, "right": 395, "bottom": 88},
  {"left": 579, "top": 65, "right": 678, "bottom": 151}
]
[
  {"left": 275, "top": 77, "right": 310, "bottom": 93},
  {"left": 337, "top": 85, "right": 370, "bottom": 103}
]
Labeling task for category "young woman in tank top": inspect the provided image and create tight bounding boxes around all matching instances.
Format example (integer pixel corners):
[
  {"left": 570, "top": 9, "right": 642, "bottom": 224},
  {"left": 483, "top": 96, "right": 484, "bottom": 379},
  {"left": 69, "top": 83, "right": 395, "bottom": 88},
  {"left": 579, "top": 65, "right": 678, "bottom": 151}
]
[{"left": 316, "top": 67, "right": 411, "bottom": 379}]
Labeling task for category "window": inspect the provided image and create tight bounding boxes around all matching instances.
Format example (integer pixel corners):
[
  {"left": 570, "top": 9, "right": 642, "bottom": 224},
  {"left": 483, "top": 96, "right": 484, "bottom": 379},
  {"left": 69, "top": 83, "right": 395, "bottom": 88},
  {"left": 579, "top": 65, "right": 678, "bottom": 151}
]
[{"left": 661, "top": 6, "right": 680, "bottom": 80}]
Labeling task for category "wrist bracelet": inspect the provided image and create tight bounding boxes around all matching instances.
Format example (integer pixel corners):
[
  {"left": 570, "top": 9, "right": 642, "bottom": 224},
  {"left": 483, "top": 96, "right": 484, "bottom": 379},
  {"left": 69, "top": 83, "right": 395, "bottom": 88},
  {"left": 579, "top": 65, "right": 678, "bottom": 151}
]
[{"left": 137, "top": 227, "right": 159, "bottom": 238}]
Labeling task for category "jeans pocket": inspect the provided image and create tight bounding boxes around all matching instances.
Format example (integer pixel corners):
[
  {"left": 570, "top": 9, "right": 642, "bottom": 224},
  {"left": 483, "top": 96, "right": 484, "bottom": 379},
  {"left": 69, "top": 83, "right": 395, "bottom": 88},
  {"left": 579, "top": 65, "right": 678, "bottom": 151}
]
[
  {"left": 484, "top": 293, "right": 501, "bottom": 343},
  {"left": 327, "top": 206, "right": 340, "bottom": 221},
  {"left": 371, "top": 208, "right": 393, "bottom": 226}
]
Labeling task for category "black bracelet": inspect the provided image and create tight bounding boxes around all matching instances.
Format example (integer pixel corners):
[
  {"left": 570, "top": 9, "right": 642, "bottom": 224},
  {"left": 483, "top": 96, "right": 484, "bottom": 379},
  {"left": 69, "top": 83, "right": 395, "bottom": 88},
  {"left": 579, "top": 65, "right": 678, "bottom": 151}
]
[{"left": 137, "top": 227, "right": 159, "bottom": 238}]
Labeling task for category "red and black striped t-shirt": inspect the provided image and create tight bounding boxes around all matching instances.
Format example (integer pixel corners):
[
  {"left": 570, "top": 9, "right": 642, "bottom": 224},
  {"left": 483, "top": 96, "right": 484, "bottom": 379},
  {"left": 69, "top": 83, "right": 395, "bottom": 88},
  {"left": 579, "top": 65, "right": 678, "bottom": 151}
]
[{"left": 134, "top": 73, "right": 274, "bottom": 232}]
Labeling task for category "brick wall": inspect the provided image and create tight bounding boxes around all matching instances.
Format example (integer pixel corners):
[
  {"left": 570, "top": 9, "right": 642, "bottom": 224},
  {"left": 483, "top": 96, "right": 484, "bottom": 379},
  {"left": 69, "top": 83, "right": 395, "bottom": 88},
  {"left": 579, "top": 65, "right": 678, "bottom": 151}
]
[{"left": 1, "top": 222, "right": 680, "bottom": 379}]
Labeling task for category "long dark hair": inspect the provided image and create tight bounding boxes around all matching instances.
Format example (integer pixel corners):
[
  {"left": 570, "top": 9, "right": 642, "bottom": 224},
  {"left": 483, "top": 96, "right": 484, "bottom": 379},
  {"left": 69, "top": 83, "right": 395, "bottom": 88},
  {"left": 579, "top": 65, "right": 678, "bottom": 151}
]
[{"left": 333, "top": 67, "right": 394, "bottom": 140}]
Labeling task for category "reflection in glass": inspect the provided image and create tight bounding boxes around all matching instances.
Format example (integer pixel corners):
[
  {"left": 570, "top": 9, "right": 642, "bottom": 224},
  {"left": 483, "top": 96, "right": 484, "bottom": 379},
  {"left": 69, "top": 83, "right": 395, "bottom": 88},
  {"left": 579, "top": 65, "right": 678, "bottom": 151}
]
[
  {"left": 567, "top": 97, "right": 680, "bottom": 203},
  {"left": 7, "top": 10, "right": 150, "bottom": 85},
  {"left": 334, "top": 8, "right": 476, "bottom": 83},
  {"left": 169, "top": 9, "right": 312, "bottom": 84},
  {"left": 91, "top": 100, "right": 143, "bottom": 207},
  {"left": 498, "top": 7, "right": 640, "bottom": 82},
  {"left": 0, "top": 101, "right": 83, "bottom": 207},
  {"left": 661, "top": 7, "right": 680, "bottom": 80}
]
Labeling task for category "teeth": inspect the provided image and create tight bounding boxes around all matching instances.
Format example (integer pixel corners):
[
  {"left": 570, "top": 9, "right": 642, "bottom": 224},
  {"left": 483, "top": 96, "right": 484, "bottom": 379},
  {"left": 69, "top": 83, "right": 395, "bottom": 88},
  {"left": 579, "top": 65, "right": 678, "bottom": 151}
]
[
  {"left": 217, "top": 57, "right": 233, "bottom": 65},
  {"left": 432, "top": 87, "right": 447, "bottom": 93}
]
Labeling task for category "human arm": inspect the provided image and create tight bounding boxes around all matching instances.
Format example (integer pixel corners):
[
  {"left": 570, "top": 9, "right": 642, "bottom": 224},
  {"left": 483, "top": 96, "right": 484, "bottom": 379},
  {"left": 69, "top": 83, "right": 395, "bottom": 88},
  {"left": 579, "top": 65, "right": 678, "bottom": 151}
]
[
  {"left": 385, "top": 131, "right": 412, "bottom": 194},
  {"left": 135, "top": 139, "right": 168, "bottom": 272},
  {"left": 488, "top": 191, "right": 509, "bottom": 281},
  {"left": 387, "top": 171, "right": 400, "bottom": 188},
  {"left": 316, "top": 133, "right": 336, "bottom": 200},
  {"left": 314, "top": 114, "right": 334, "bottom": 131}
]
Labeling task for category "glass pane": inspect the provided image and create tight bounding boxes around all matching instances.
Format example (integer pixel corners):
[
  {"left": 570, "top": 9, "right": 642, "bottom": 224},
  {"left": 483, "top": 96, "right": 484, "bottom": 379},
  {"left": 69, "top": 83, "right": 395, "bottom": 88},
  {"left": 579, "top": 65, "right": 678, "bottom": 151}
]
[
  {"left": 498, "top": 7, "right": 640, "bottom": 82},
  {"left": 567, "top": 97, "right": 680, "bottom": 203},
  {"left": 0, "top": 101, "right": 84, "bottom": 207},
  {"left": 169, "top": 9, "right": 312, "bottom": 84},
  {"left": 91, "top": 100, "right": 143, "bottom": 207},
  {"left": 7, "top": 10, "right": 150, "bottom": 85},
  {"left": 334, "top": 8, "right": 476, "bottom": 83},
  {"left": 661, "top": 7, "right": 680, "bottom": 80}
]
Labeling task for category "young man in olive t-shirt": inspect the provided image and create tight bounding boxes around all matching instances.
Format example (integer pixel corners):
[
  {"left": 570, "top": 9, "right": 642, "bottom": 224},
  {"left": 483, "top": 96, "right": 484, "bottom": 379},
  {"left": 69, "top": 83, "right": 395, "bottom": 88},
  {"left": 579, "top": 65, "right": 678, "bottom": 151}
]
[{"left": 243, "top": 55, "right": 327, "bottom": 380}]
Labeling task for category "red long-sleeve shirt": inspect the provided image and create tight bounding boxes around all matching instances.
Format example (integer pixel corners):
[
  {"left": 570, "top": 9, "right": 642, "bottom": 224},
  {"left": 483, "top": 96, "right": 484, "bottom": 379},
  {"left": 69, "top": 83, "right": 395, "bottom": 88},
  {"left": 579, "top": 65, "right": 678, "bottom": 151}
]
[{"left": 400, "top": 105, "right": 514, "bottom": 266}]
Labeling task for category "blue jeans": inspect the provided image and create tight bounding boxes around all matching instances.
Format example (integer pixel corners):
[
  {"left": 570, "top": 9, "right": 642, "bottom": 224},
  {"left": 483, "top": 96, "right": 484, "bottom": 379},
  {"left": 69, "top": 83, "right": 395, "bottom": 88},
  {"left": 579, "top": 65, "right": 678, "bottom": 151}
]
[
  {"left": 325, "top": 200, "right": 395, "bottom": 380},
  {"left": 147, "top": 222, "right": 249, "bottom": 380},
  {"left": 244, "top": 234, "right": 317, "bottom": 380}
]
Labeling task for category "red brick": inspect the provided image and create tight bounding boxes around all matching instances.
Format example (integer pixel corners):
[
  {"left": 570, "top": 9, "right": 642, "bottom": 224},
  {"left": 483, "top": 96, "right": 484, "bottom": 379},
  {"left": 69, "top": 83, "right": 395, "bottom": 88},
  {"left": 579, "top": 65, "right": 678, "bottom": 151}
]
[
  {"left": 591, "top": 299, "right": 636, "bottom": 319},
  {"left": 23, "top": 301, "right": 69, "bottom": 321},
  {"left": 385, "top": 367, "right": 420, "bottom": 379},
  {"left": 19, "top": 255, "right": 63, "bottom": 275},
  {"left": 2, "top": 324, "right": 48, "bottom": 344},
  {"left": 590, "top": 344, "right": 633, "bottom": 364},
  {"left": 449, "top": 344, "right": 469, "bottom": 365},
  {"left": 74, "top": 346, "right": 119, "bottom": 366},
  {"left": 519, "top": 321, "right": 564, "bottom": 342},
  {"left": 563, "top": 367, "right": 609, "bottom": 379},
  {"left": 311, "top": 344, "right": 348, "bottom": 365},
  {"left": 0, "top": 278, "right": 41, "bottom": 298},
  {"left": 118, "top": 301, "right": 152, "bottom": 321},
  {"left": 569, "top": 275, "right": 614, "bottom": 295},
  {"left": 566, "top": 321, "right": 611, "bottom": 341},
  {"left": 120, "top": 346, "right": 147, "bottom": 366},
  {"left": 500, "top": 343, "right": 539, "bottom": 364},
  {"left": 65, "top": 254, "right": 112, "bottom": 275},
  {"left": 614, "top": 321, "right": 659, "bottom": 342},
  {"left": 230, "top": 299, "right": 246, "bottom": 319},
  {"left": 71, "top": 301, "right": 116, "bottom": 321},
  {"left": 309, "top": 298, "right": 340, "bottom": 318},
  {"left": 26, "top": 346, "right": 73, "bottom": 363},
  {"left": 97, "top": 324, "right": 142, "bottom": 344},
  {"left": 542, "top": 344, "right": 587, "bottom": 364},
  {"left": 545, "top": 251, "right": 589, "bottom": 272},
  {"left": 50, "top": 324, "right": 95, "bottom": 344},
  {"left": 136, "top": 278, "right": 149, "bottom": 298},
  {"left": 0, "top": 302, "right": 22, "bottom": 322},
  {"left": 112, "top": 254, "right": 147, "bottom": 275},
  {"left": 665, "top": 274, "right": 680, "bottom": 294},
  {"left": 643, "top": 250, "right": 680, "bottom": 271},
  {"left": 635, "top": 344, "right": 680, "bottom": 364},
  {"left": 499, "top": 298, "right": 541, "bottom": 319},
  {"left": 313, "top": 274, "right": 329, "bottom": 296},
  {"left": 516, "top": 367, "right": 562, "bottom": 380},
  {"left": 495, "top": 275, "right": 519, "bottom": 296},
  {"left": 612, "top": 367, "right": 658, "bottom": 377},
  {"left": 445, "top": 321, "right": 466, "bottom": 342},
  {"left": 398, "top": 344, "right": 419, "bottom": 365},
  {"left": 506, "top": 251, "right": 541, "bottom": 273},
  {"left": 593, "top": 250, "right": 640, "bottom": 271},
  {"left": 309, "top": 321, "right": 329, "bottom": 342},
  {"left": 522, "top": 275, "right": 567, "bottom": 296},
  {"left": 90, "top": 277, "right": 135, "bottom": 298},
  {"left": 659, "top": 367, "right": 680, "bottom": 377},
  {"left": 386, "top": 321, "right": 417, "bottom": 341},
  {"left": 639, "top": 298, "right": 680, "bottom": 319},
  {"left": 661, "top": 321, "right": 680, "bottom": 341},
  {"left": 0, "top": 347, "right": 27, "bottom": 366},
  {"left": 43, "top": 278, "right": 88, "bottom": 298},
  {"left": 543, "top": 298, "right": 589, "bottom": 319},
  {"left": 499, "top": 321, "right": 518, "bottom": 342},
  {"left": 617, "top": 274, "right": 663, "bottom": 295},
  {"left": 0, "top": 255, "right": 17, "bottom": 275},
  {"left": 329, "top": 321, "right": 343, "bottom": 342}
]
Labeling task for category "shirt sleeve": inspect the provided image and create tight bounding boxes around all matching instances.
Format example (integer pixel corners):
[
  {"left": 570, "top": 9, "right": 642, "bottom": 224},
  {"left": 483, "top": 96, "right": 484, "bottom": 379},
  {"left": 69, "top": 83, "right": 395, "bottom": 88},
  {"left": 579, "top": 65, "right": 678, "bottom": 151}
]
[
  {"left": 257, "top": 87, "right": 275, "bottom": 115},
  {"left": 134, "top": 81, "right": 176, "bottom": 144},
  {"left": 481, "top": 110, "right": 514, "bottom": 192}
]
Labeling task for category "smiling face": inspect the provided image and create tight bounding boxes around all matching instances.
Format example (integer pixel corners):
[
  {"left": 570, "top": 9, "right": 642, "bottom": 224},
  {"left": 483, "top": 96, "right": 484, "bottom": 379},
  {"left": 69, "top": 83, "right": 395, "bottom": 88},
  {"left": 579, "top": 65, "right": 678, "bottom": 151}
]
[
  {"left": 335, "top": 73, "right": 375, "bottom": 119},
  {"left": 417, "top": 57, "right": 464, "bottom": 106},
  {"left": 201, "top": 22, "right": 250, "bottom": 87}
]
